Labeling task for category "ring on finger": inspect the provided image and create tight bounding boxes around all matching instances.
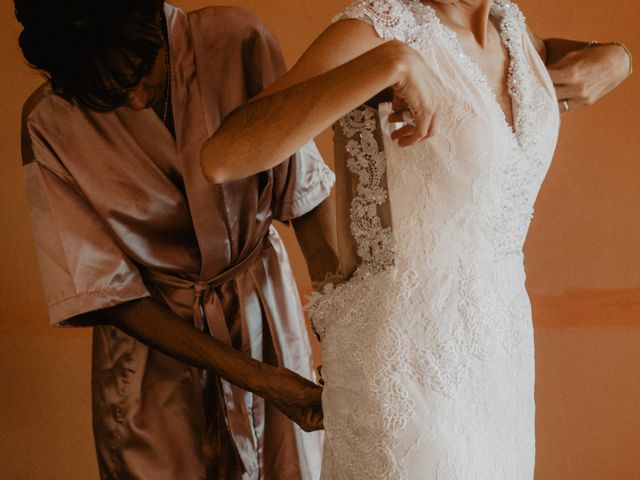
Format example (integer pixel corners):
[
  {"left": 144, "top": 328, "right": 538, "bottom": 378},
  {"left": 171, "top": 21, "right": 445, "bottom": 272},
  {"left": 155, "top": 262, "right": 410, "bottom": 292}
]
[{"left": 562, "top": 99, "right": 570, "bottom": 112}]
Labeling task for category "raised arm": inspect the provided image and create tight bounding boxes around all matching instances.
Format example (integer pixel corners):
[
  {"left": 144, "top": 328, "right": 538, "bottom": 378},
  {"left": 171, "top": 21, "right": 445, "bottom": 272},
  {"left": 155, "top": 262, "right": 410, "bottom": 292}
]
[
  {"left": 527, "top": 28, "right": 632, "bottom": 112},
  {"left": 200, "top": 19, "right": 445, "bottom": 183}
]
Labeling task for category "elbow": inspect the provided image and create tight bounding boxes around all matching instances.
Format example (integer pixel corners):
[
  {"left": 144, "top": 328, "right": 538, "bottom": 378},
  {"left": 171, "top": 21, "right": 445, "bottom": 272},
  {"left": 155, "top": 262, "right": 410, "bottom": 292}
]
[
  {"left": 200, "top": 136, "right": 232, "bottom": 184},
  {"left": 66, "top": 309, "right": 114, "bottom": 327}
]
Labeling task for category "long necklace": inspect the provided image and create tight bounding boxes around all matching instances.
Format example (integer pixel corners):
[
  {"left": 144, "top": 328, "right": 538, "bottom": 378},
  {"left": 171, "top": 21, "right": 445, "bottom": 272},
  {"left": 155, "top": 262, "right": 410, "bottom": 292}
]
[{"left": 161, "top": 31, "right": 171, "bottom": 125}]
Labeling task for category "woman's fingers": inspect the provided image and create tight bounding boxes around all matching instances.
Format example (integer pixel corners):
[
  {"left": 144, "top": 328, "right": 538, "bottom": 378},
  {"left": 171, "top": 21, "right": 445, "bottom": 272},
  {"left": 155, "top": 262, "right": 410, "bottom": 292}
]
[
  {"left": 298, "top": 407, "right": 324, "bottom": 432},
  {"left": 390, "top": 107, "right": 436, "bottom": 145},
  {"left": 263, "top": 366, "right": 324, "bottom": 431},
  {"left": 316, "top": 365, "right": 324, "bottom": 385},
  {"left": 272, "top": 394, "right": 324, "bottom": 431},
  {"left": 548, "top": 65, "right": 579, "bottom": 86},
  {"left": 282, "top": 404, "right": 323, "bottom": 432},
  {"left": 557, "top": 99, "right": 570, "bottom": 114},
  {"left": 390, "top": 117, "right": 434, "bottom": 146},
  {"left": 554, "top": 81, "right": 597, "bottom": 111},
  {"left": 554, "top": 83, "right": 589, "bottom": 102},
  {"left": 390, "top": 123, "right": 416, "bottom": 141},
  {"left": 548, "top": 44, "right": 631, "bottom": 112},
  {"left": 293, "top": 389, "right": 324, "bottom": 431},
  {"left": 557, "top": 98, "right": 588, "bottom": 114},
  {"left": 308, "top": 405, "right": 324, "bottom": 430},
  {"left": 388, "top": 110, "right": 407, "bottom": 123},
  {"left": 389, "top": 45, "right": 444, "bottom": 146},
  {"left": 402, "top": 110, "right": 435, "bottom": 146},
  {"left": 547, "top": 51, "right": 583, "bottom": 85}
]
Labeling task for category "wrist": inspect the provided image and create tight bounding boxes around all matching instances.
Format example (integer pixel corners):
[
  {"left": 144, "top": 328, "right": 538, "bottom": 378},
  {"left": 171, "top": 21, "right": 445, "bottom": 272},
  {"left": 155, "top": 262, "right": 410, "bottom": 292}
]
[
  {"left": 211, "top": 346, "right": 276, "bottom": 397},
  {"left": 375, "top": 40, "right": 412, "bottom": 86},
  {"left": 613, "top": 43, "right": 633, "bottom": 77},
  {"left": 588, "top": 40, "right": 633, "bottom": 77}
]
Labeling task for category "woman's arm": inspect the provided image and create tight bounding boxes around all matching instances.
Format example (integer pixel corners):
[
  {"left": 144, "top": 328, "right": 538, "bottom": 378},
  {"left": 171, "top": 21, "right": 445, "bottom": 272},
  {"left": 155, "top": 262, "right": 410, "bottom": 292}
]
[
  {"left": 291, "top": 197, "right": 339, "bottom": 284},
  {"left": 201, "top": 20, "right": 445, "bottom": 183},
  {"left": 74, "top": 297, "right": 323, "bottom": 431},
  {"left": 527, "top": 28, "right": 632, "bottom": 112}
]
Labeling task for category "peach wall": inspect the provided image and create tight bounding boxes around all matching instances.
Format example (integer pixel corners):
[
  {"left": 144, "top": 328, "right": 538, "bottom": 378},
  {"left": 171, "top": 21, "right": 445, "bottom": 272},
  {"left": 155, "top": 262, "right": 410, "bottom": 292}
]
[
  {"left": 1, "top": 1, "right": 638, "bottom": 479},
  {"left": 518, "top": 0, "right": 640, "bottom": 296}
]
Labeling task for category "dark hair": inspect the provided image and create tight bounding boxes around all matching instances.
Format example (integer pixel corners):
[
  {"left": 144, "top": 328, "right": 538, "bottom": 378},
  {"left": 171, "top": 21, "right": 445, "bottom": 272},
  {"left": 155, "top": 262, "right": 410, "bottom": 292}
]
[{"left": 15, "top": 0, "right": 165, "bottom": 110}]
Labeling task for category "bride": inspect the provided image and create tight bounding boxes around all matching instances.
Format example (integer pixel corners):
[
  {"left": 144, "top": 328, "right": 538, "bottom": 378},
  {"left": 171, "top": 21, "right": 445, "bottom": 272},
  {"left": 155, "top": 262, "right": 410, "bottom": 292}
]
[
  {"left": 202, "top": 1, "right": 631, "bottom": 478},
  {"left": 307, "top": 1, "right": 557, "bottom": 478}
]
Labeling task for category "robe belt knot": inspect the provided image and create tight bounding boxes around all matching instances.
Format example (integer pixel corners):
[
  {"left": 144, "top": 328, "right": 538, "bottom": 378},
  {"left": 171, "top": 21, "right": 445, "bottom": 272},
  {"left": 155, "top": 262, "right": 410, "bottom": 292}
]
[{"left": 141, "top": 236, "right": 271, "bottom": 478}]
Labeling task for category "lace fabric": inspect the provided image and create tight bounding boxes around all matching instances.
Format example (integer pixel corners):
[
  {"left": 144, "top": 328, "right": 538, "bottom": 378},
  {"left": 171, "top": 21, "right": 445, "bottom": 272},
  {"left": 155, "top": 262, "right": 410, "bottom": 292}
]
[{"left": 308, "top": 1, "right": 560, "bottom": 479}]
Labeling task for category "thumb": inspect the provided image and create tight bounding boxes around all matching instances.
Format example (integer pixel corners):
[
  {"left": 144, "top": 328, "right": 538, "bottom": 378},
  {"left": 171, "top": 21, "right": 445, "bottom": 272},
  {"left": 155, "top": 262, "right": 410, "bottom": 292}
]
[
  {"left": 547, "top": 49, "right": 581, "bottom": 70},
  {"left": 548, "top": 64, "right": 577, "bottom": 85},
  {"left": 547, "top": 52, "right": 581, "bottom": 84}
]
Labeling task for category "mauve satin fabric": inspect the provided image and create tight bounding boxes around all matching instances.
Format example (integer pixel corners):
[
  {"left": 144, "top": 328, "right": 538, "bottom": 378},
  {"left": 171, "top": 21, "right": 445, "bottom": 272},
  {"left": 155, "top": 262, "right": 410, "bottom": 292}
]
[{"left": 21, "top": 4, "right": 333, "bottom": 479}]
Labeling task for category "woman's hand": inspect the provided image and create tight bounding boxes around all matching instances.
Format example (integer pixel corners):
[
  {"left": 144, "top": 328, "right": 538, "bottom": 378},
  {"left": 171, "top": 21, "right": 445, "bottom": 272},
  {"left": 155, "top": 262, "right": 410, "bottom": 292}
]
[
  {"left": 549, "top": 43, "right": 631, "bottom": 113},
  {"left": 262, "top": 365, "right": 324, "bottom": 432},
  {"left": 385, "top": 43, "right": 445, "bottom": 146}
]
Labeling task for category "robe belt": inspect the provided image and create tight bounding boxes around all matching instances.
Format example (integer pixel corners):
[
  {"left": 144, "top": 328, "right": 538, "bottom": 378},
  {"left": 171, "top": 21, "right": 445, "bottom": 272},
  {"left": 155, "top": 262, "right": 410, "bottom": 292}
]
[{"left": 143, "top": 237, "right": 271, "bottom": 478}]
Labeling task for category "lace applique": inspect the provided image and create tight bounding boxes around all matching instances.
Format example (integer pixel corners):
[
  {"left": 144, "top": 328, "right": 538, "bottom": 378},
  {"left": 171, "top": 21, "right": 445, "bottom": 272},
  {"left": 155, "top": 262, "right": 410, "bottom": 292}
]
[
  {"left": 342, "top": 108, "right": 395, "bottom": 273},
  {"left": 335, "top": 0, "right": 416, "bottom": 42},
  {"left": 306, "top": 107, "right": 394, "bottom": 338}
]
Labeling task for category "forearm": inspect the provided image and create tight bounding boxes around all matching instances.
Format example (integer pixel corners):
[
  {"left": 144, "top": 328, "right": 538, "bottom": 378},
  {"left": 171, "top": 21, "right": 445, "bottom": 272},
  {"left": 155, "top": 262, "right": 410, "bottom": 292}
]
[
  {"left": 545, "top": 38, "right": 632, "bottom": 76},
  {"left": 90, "top": 298, "right": 273, "bottom": 395},
  {"left": 291, "top": 197, "right": 339, "bottom": 283},
  {"left": 201, "top": 41, "right": 408, "bottom": 183},
  {"left": 544, "top": 38, "right": 589, "bottom": 65}
]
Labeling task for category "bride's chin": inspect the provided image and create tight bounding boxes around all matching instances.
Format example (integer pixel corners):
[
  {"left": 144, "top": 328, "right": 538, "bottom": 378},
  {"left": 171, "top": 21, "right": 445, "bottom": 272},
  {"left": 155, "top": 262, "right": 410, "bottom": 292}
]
[{"left": 429, "top": 0, "right": 488, "bottom": 4}]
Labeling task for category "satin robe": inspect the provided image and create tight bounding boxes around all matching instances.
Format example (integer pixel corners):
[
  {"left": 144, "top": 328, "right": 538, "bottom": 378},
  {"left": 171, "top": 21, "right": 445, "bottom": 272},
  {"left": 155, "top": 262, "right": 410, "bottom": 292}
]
[{"left": 21, "top": 4, "right": 333, "bottom": 479}]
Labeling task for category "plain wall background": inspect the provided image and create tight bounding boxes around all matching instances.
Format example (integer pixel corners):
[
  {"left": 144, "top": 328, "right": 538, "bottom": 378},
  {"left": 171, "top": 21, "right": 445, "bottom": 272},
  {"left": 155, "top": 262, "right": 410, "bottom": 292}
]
[{"left": 1, "top": 0, "right": 638, "bottom": 479}]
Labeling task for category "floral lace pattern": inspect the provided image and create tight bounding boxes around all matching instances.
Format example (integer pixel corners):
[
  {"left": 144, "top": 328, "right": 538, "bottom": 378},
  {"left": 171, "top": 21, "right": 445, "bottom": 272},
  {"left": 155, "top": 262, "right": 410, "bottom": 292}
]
[
  {"left": 338, "top": 0, "right": 419, "bottom": 43},
  {"left": 306, "top": 107, "right": 394, "bottom": 340},
  {"left": 311, "top": 1, "right": 559, "bottom": 479},
  {"left": 342, "top": 108, "right": 395, "bottom": 274}
]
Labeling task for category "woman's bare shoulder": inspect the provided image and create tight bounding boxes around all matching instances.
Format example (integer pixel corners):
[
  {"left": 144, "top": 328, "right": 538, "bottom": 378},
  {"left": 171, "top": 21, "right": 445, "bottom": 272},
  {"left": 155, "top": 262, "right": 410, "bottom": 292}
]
[{"left": 253, "top": 18, "right": 387, "bottom": 100}]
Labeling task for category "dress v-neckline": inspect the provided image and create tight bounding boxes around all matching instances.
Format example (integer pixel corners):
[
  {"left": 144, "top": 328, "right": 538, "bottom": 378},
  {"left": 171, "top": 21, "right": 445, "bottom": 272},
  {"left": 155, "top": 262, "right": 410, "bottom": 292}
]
[{"left": 409, "top": 1, "right": 522, "bottom": 146}]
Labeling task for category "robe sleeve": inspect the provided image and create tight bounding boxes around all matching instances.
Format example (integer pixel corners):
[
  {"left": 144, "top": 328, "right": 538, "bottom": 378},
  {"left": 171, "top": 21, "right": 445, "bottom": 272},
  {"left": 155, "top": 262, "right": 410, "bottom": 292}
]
[
  {"left": 240, "top": 14, "right": 335, "bottom": 221},
  {"left": 22, "top": 124, "right": 150, "bottom": 327},
  {"left": 271, "top": 140, "right": 335, "bottom": 222}
]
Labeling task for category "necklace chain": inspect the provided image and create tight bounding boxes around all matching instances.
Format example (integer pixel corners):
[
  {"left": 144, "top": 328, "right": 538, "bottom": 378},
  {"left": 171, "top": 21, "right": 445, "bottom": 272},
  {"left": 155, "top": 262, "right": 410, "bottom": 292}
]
[{"left": 161, "top": 24, "right": 171, "bottom": 125}]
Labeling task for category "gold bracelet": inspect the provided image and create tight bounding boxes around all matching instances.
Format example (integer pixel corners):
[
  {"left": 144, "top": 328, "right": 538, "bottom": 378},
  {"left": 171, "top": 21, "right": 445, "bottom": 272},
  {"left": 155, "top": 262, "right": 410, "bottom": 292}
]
[{"left": 587, "top": 40, "right": 633, "bottom": 77}]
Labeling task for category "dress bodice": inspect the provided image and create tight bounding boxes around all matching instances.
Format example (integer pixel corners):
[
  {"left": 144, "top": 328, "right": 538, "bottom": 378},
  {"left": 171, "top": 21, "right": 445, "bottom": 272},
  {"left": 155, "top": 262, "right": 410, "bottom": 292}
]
[{"left": 337, "top": 0, "right": 560, "bottom": 278}]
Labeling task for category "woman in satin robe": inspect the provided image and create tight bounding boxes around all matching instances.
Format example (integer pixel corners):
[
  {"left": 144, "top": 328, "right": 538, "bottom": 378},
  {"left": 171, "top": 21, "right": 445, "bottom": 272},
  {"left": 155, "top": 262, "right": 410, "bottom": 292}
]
[{"left": 17, "top": 1, "right": 334, "bottom": 478}]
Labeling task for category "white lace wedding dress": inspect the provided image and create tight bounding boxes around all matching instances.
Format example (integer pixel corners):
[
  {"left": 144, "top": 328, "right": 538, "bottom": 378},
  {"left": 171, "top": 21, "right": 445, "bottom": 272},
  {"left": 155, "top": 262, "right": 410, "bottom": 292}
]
[{"left": 307, "top": 1, "right": 560, "bottom": 479}]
